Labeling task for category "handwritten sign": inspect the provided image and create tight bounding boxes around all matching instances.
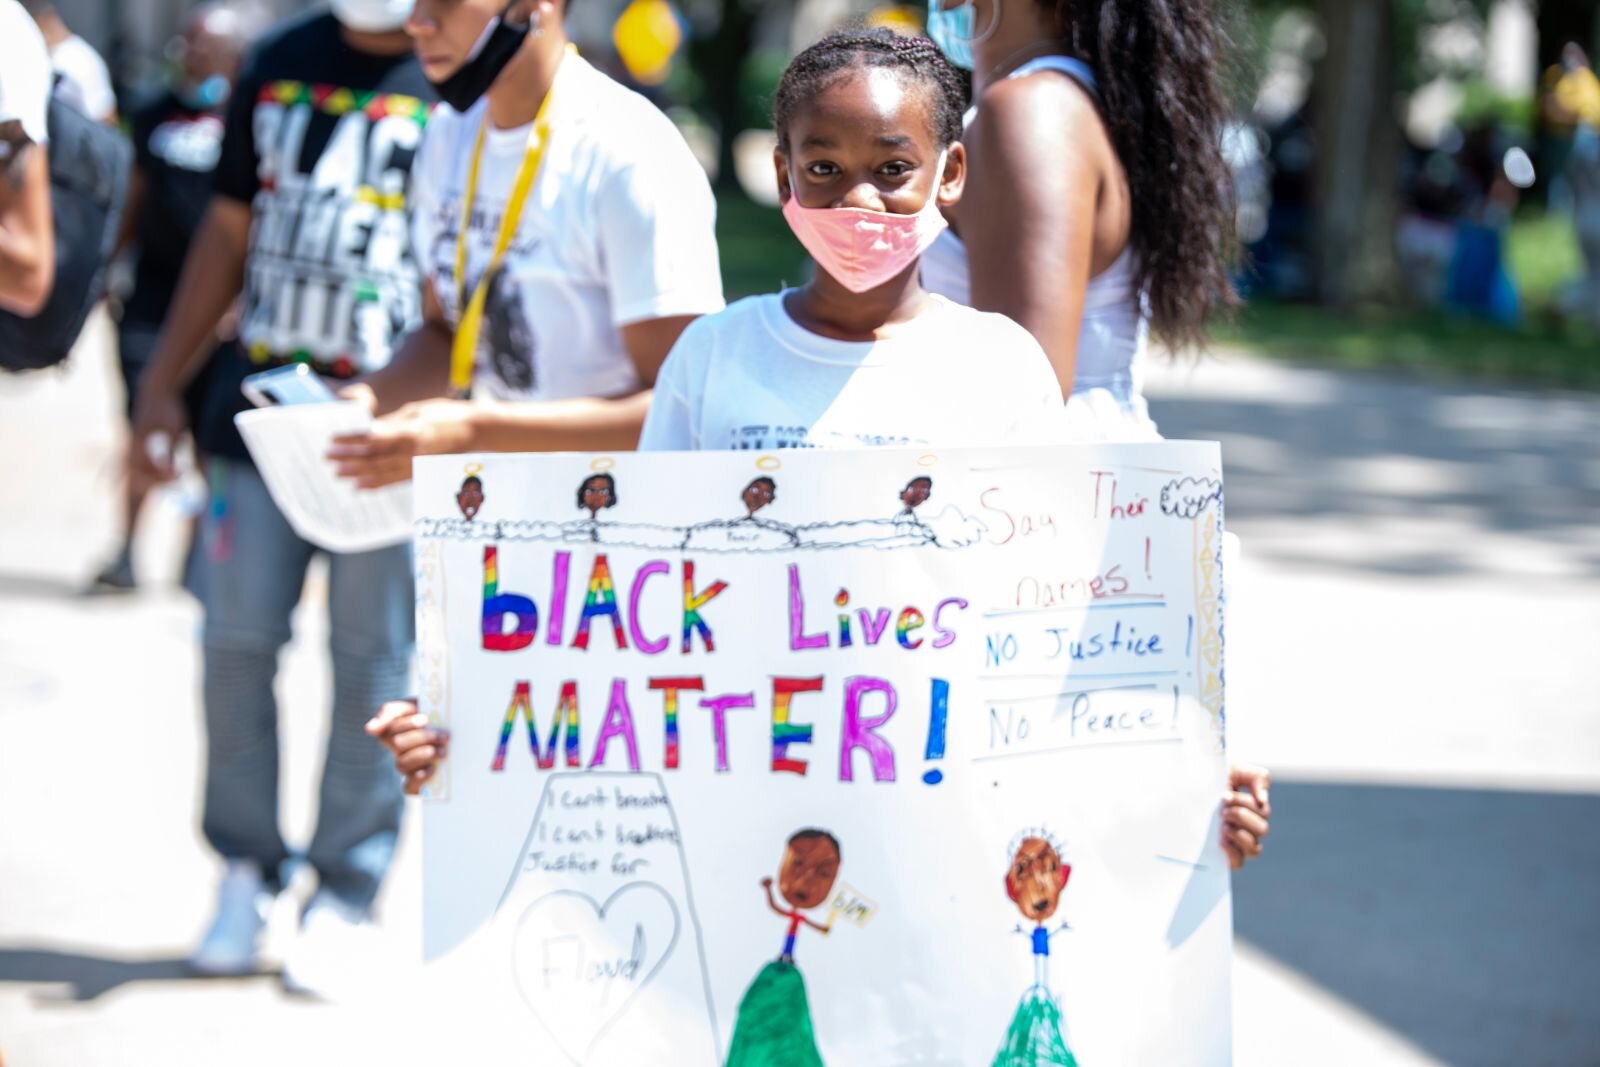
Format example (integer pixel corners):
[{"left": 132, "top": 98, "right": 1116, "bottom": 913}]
[{"left": 414, "top": 444, "right": 1232, "bottom": 1067}]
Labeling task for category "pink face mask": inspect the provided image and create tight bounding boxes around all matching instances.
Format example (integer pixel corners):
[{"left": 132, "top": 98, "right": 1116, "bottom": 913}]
[{"left": 781, "top": 153, "right": 951, "bottom": 293}]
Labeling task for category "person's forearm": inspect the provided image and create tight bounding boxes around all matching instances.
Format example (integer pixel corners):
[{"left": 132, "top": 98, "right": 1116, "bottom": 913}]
[
  {"left": 113, "top": 169, "right": 148, "bottom": 258},
  {"left": 467, "top": 391, "right": 654, "bottom": 453},
  {"left": 361, "top": 319, "right": 453, "bottom": 415},
  {"left": 0, "top": 147, "right": 52, "bottom": 315},
  {"left": 0, "top": 224, "right": 50, "bottom": 314},
  {"left": 142, "top": 199, "right": 250, "bottom": 391}
]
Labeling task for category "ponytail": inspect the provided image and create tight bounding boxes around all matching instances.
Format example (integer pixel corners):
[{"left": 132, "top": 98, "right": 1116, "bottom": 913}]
[{"left": 1046, "top": 0, "right": 1240, "bottom": 349}]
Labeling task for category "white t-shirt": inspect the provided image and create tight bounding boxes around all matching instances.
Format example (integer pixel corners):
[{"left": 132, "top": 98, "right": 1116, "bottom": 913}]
[
  {"left": 639, "top": 292, "right": 1065, "bottom": 452},
  {"left": 411, "top": 53, "right": 725, "bottom": 402},
  {"left": 0, "top": 0, "right": 53, "bottom": 145},
  {"left": 50, "top": 34, "right": 116, "bottom": 123}
]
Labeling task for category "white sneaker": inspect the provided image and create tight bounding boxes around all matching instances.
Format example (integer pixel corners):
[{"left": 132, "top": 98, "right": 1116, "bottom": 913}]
[
  {"left": 189, "top": 860, "right": 275, "bottom": 976},
  {"left": 281, "top": 892, "right": 382, "bottom": 1000}
]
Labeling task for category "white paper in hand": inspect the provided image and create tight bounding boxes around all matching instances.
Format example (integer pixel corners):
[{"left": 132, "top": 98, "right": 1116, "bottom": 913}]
[{"left": 234, "top": 402, "right": 410, "bottom": 554}]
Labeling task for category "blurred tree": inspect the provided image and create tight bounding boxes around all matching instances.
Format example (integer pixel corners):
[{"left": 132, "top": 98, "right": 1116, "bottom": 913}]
[
  {"left": 1248, "top": 0, "right": 1498, "bottom": 305},
  {"left": 687, "top": 0, "right": 774, "bottom": 190},
  {"left": 1310, "top": 0, "right": 1401, "bottom": 305}
]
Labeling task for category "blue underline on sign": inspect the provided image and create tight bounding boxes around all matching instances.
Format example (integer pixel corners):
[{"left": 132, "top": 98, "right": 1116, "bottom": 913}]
[
  {"left": 980, "top": 670, "right": 1180, "bottom": 684},
  {"left": 971, "top": 736, "right": 1185, "bottom": 763},
  {"left": 985, "top": 669, "right": 1179, "bottom": 682},
  {"left": 983, "top": 601, "right": 1168, "bottom": 619},
  {"left": 988, "top": 683, "right": 1160, "bottom": 704}
]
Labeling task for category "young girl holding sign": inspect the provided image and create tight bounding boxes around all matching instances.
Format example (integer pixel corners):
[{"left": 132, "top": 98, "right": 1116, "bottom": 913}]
[
  {"left": 370, "top": 29, "right": 1270, "bottom": 867},
  {"left": 635, "top": 29, "right": 1062, "bottom": 452}
]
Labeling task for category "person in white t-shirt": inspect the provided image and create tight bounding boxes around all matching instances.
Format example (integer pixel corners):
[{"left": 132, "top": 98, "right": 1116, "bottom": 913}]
[
  {"left": 637, "top": 29, "right": 1061, "bottom": 453},
  {"left": 20, "top": 1, "right": 117, "bottom": 123},
  {"left": 328, "top": 0, "right": 724, "bottom": 486},
  {"left": 0, "top": 0, "right": 54, "bottom": 315}
]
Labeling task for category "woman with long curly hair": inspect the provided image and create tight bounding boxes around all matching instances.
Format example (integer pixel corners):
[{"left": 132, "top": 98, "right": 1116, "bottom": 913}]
[
  {"left": 922, "top": 1, "right": 1270, "bottom": 872},
  {"left": 921, "top": 0, "right": 1240, "bottom": 442}
]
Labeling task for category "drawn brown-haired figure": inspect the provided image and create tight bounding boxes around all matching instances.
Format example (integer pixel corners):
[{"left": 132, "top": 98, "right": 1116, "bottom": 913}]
[
  {"left": 899, "top": 476, "right": 933, "bottom": 515},
  {"left": 578, "top": 473, "right": 618, "bottom": 516},
  {"left": 456, "top": 475, "right": 485, "bottom": 521},
  {"left": 574, "top": 472, "right": 618, "bottom": 543},
  {"left": 762, "top": 828, "right": 841, "bottom": 963},
  {"left": 894, "top": 475, "right": 937, "bottom": 546},
  {"left": 1006, "top": 836, "right": 1072, "bottom": 989},
  {"left": 742, "top": 476, "right": 777, "bottom": 518},
  {"left": 681, "top": 475, "right": 797, "bottom": 551},
  {"left": 995, "top": 834, "right": 1079, "bottom": 1065}
]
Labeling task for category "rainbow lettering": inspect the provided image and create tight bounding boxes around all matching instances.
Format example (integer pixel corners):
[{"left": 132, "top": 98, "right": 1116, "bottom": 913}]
[
  {"left": 681, "top": 562, "right": 729, "bottom": 653},
  {"left": 482, "top": 547, "right": 537, "bottom": 652},
  {"left": 700, "top": 693, "right": 755, "bottom": 773},
  {"left": 896, "top": 607, "right": 926, "bottom": 650},
  {"left": 490, "top": 681, "right": 580, "bottom": 772},
  {"left": 573, "top": 555, "right": 628, "bottom": 651},
  {"left": 650, "top": 677, "right": 704, "bottom": 770},
  {"left": 835, "top": 589, "right": 854, "bottom": 647},
  {"left": 771, "top": 677, "right": 823, "bottom": 775}
]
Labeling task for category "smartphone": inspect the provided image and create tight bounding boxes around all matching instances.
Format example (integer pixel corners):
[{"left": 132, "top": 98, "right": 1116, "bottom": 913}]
[{"left": 241, "top": 364, "right": 339, "bottom": 408}]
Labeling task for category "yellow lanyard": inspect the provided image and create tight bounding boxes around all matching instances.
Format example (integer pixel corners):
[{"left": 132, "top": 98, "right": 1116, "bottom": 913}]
[{"left": 449, "top": 58, "right": 565, "bottom": 398}]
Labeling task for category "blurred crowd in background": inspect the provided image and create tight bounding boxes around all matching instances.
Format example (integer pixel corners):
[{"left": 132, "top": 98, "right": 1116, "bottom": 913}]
[{"left": 26, "top": 0, "right": 1600, "bottom": 355}]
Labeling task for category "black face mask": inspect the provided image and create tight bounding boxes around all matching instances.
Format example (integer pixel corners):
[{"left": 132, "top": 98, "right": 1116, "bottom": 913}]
[{"left": 428, "top": 10, "right": 530, "bottom": 112}]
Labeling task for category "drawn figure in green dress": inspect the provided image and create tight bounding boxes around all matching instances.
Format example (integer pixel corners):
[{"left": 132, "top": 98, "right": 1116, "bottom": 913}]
[
  {"left": 994, "top": 832, "right": 1079, "bottom": 1067},
  {"left": 725, "top": 829, "right": 842, "bottom": 1067}
]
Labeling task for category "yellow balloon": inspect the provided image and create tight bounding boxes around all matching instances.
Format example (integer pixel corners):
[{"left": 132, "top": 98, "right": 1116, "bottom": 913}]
[
  {"left": 866, "top": 4, "right": 924, "bottom": 35},
  {"left": 613, "top": 0, "right": 683, "bottom": 86}
]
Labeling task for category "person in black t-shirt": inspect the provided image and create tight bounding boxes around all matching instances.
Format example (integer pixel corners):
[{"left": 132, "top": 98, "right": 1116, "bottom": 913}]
[
  {"left": 126, "top": 1, "right": 431, "bottom": 1000},
  {"left": 91, "top": 1, "right": 267, "bottom": 592}
]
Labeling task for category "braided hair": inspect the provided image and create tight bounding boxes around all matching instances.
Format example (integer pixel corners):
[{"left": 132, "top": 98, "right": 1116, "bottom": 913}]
[
  {"left": 774, "top": 28, "right": 969, "bottom": 152},
  {"left": 1042, "top": 0, "right": 1240, "bottom": 350}
]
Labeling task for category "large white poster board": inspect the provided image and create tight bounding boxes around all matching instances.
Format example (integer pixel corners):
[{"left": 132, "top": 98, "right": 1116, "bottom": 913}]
[{"left": 413, "top": 443, "right": 1231, "bottom": 1067}]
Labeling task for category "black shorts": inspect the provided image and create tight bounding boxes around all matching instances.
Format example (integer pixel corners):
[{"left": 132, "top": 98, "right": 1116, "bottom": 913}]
[{"left": 116, "top": 320, "right": 216, "bottom": 425}]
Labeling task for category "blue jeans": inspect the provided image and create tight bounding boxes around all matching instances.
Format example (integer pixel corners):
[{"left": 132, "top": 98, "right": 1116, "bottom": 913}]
[{"left": 194, "top": 459, "right": 413, "bottom": 911}]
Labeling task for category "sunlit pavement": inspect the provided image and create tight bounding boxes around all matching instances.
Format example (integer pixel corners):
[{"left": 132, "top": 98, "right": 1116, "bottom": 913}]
[
  {"left": 1148, "top": 353, "right": 1600, "bottom": 1066},
  {"left": 1, "top": 323, "right": 1595, "bottom": 1066}
]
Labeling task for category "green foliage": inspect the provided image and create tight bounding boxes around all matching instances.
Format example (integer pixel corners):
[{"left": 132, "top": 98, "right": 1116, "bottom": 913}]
[
  {"left": 1214, "top": 297, "right": 1600, "bottom": 389},
  {"left": 1505, "top": 212, "right": 1584, "bottom": 308},
  {"left": 739, "top": 49, "right": 791, "bottom": 133},
  {"left": 717, "top": 189, "right": 808, "bottom": 299},
  {"left": 1393, "top": 0, "right": 1492, "bottom": 90},
  {"left": 1243, "top": 0, "right": 1496, "bottom": 93},
  {"left": 1455, "top": 78, "right": 1538, "bottom": 134}
]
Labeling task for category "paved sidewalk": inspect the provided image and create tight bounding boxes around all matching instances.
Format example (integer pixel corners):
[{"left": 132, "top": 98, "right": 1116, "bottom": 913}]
[{"left": 0, "top": 331, "right": 1595, "bottom": 1065}]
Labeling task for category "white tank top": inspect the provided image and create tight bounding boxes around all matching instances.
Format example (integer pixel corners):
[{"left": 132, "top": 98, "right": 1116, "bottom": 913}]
[{"left": 920, "top": 55, "right": 1159, "bottom": 441}]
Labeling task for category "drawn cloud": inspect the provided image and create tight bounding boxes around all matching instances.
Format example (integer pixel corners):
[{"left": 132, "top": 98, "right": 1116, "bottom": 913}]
[
  {"left": 1159, "top": 478, "right": 1222, "bottom": 520},
  {"left": 924, "top": 506, "right": 988, "bottom": 548}
]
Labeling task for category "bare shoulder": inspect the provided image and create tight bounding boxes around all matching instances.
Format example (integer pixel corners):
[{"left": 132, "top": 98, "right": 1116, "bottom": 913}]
[
  {"left": 972, "top": 69, "right": 1100, "bottom": 128},
  {"left": 973, "top": 70, "right": 1105, "bottom": 148}
]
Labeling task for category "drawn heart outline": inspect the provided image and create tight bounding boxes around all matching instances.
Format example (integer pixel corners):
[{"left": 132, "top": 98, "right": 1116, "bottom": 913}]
[{"left": 509, "top": 883, "right": 681, "bottom": 1063}]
